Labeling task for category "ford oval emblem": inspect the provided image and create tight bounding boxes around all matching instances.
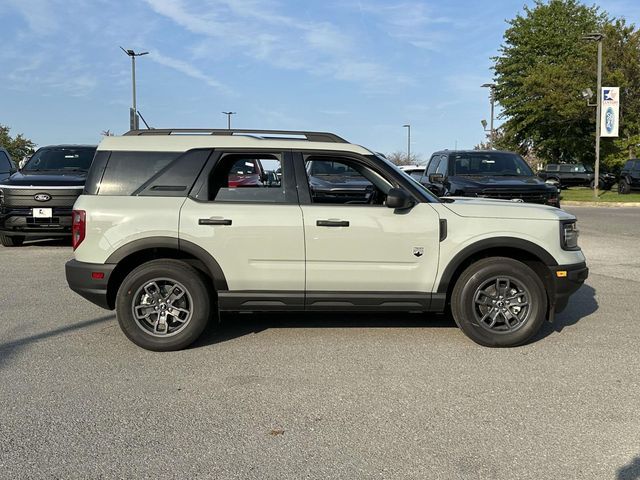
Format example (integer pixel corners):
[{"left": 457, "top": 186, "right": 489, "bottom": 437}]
[{"left": 34, "top": 193, "right": 51, "bottom": 202}]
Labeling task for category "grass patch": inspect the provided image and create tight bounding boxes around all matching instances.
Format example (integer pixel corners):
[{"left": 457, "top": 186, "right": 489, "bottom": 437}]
[{"left": 560, "top": 186, "right": 640, "bottom": 202}]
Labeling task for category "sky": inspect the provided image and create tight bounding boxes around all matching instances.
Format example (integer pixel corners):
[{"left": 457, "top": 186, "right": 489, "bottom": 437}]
[{"left": 1, "top": 0, "right": 639, "bottom": 159}]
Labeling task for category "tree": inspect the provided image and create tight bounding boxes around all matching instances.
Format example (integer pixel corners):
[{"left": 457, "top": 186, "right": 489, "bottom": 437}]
[
  {"left": 493, "top": 0, "right": 607, "bottom": 164},
  {"left": 0, "top": 125, "right": 36, "bottom": 167},
  {"left": 386, "top": 151, "right": 423, "bottom": 166}
]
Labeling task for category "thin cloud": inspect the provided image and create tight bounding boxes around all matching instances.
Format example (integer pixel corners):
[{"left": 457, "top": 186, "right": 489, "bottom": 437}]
[{"left": 150, "top": 52, "right": 232, "bottom": 93}]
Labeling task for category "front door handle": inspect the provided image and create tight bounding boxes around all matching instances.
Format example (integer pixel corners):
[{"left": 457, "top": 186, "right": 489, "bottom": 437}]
[
  {"left": 316, "top": 220, "right": 349, "bottom": 227},
  {"left": 199, "top": 218, "right": 232, "bottom": 226}
]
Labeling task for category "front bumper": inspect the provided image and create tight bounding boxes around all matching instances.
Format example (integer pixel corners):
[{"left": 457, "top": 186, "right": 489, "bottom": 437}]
[
  {"left": 0, "top": 207, "right": 73, "bottom": 237},
  {"left": 65, "top": 259, "right": 116, "bottom": 310},
  {"left": 550, "top": 262, "right": 589, "bottom": 313}
]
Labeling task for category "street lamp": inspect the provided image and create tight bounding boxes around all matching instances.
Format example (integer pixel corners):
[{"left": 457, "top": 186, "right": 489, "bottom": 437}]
[
  {"left": 222, "top": 111, "right": 236, "bottom": 130},
  {"left": 120, "top": 47, "right": 148, "bottom": 131},
  {"left": 582, "top": 32, "right": 605, "bottom": 198},
  {"left": 402, "top": 124, "right": 411, "bottom": 163},
  {"left": 481, "top": 83, "right": 496, "bottom": 149}
]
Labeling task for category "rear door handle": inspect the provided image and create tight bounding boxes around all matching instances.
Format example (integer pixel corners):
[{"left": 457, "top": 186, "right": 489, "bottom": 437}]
[
  {"left": 199, "top": 218, "right": 232, "bottom": 226},
  {"left": 316, "top": 220, "right": 349, "bottom": 227}
]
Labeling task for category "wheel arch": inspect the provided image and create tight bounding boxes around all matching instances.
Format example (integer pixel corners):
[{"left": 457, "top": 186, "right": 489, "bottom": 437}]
[
  {"left": 104, "top": 237, "right": 228, "bottom": 309},
  {"left": 437, "top": 237, "right": 557, "bottom": 311}
]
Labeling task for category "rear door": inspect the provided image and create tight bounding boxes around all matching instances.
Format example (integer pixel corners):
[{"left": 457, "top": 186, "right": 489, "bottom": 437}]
[{"left": 179, "top": 150, "right": 305, "bottom": 308}]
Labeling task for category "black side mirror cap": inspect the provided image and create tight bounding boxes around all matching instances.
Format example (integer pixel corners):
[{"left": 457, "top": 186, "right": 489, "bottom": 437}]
[
  {"left": 386, "top": 188, "right": 414, "bottom": 210},
  {"left": 429, "top": 173, "right": 444, "bottom": 183}
]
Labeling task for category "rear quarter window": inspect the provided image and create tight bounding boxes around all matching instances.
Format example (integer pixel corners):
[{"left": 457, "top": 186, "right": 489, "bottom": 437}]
[
  {"left": 0, "top": 151, "right": 12, "bottom": 173},
  {"left": 97, "top": 152, "right": 179, "bottom": 196}
]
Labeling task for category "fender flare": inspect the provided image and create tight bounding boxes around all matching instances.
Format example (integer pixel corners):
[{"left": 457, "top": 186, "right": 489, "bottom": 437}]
[
  {"left": 436, "top": 236, "right": 557, "bottom": 294},
  {"left": 105, "top": 236, "right": 229, "bottom": 291}
]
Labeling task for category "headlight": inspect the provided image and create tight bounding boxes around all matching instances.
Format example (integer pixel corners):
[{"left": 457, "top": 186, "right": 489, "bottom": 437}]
[{"left": 561, "top": 220, "right": 580, "bottom": 250}]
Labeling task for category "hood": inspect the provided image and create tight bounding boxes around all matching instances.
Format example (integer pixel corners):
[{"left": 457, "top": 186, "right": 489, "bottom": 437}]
[
  {"left": 1, "top": 170, "right": 87, "bottom": 187},
  {"left": 442, "top": 197, "right": 575, "bottom": 221},
  {"left": 452, "top": 175, "right": 552, "bottom": 189}
]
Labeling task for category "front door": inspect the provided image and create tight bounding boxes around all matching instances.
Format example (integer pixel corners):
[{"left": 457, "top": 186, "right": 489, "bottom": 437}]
[
  {"left": 179, "top": 150, "right": 305, "bottom": 308},
  {"left": 297, "top": 153, "right": 441, "bottom": 308}
]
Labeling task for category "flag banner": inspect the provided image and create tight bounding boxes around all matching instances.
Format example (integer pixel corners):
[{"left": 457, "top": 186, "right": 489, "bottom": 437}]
[{"left": 600, "top": 87, "right": 620, "bottom": 138}]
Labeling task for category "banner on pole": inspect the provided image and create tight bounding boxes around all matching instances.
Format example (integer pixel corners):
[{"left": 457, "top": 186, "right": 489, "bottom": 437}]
[{"left": 600, "top": 87, "right": 620, "bottom": 137}]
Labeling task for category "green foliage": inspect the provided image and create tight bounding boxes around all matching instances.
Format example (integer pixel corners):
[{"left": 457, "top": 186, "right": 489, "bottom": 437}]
[
  {"left": 0, "top": 125, "right": 36, "bottom": 167},
  {"left": 493, "top": 0, "right": 640, "bottom": 169}
]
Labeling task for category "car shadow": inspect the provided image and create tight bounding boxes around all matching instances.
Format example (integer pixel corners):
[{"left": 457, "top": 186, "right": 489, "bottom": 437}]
[
  {"left": 192, "top": 311, "right": 457, "bottom": 349},
  {"left": 534, "top": 284, "right": 598, "bottom": 341},
  {"left": 618, "top": 456, "right": 640, "bottom": 480},
  {"left": 22, "top": 238, "right": 71, "bottom": 248}
]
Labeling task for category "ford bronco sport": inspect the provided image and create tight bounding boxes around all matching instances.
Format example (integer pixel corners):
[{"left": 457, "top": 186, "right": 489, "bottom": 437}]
[{"left": 65, "top": 129, "right": 588, "bottom": 351}]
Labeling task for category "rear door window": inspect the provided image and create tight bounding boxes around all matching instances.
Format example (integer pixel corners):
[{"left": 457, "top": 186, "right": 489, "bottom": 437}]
[
  {"left": 546, "top": 164, "right": 559, "bottom": 172},
  {"left": 559, "top": 165, "right": 572, "bottom": 173}
]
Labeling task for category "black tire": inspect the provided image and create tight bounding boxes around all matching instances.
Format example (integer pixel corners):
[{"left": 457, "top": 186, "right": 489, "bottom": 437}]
[
  {"left": 618, "top": 179, "right": 631, "bottom": 194},
  {"left": 0, "top": 235, "right": 25, "bottom": 247},
  {"left": 116, "top": 259, "right": 212, "bottom": 351},
  {"left": 451, "top": 257, "right": 547, "bottom": 347}
]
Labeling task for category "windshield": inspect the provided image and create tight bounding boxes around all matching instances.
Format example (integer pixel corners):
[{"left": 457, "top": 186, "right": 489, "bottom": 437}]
[
  {"left": 372, "top": 154, "right": 440, "bottom": 203},
  {"left": 451, "top": 152, "right": 533, "bottom": 176},
  {"left": 23, "top": 147, "right": 96, "bottom": 172}
]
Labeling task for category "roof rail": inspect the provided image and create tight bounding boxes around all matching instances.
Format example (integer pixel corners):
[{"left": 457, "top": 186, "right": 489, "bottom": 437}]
[{"left": 123, "top": 128, "right": 348, "bottom": 143}]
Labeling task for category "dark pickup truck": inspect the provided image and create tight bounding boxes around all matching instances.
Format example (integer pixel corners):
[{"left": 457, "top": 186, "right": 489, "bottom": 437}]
[
  {"left": 419, "top": 150, "right": 560, "bottom": 207},
  {"left": 538, "top": 163, "right": 616, "bottom": 190},
  {"left": 0, "top": 145, "right": 96, "bottom": 246}
]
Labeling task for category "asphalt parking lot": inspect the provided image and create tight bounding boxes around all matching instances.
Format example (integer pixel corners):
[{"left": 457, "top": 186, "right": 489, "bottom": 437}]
[{"left": 1, "top": 206, "right": 639, "bottom": 479}]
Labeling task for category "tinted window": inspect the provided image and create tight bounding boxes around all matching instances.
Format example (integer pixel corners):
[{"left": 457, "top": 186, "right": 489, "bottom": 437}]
[
  {"left": 633, "top": 161, "right": 640, "bottom": 171},
  {"left": 452, "top": 152, "right": 533, "bottom": 176},
  {"left": 23, "top": 146, "right": 96, "bottom": 172},
  {"left": 436, "top": 156, "right": 448, "bottom": 175},
  {"left": 624, "top": 161, "right": 634, "bottom": 170},
  {"left": 83, "top": 151, "right": 110, "bottom": 195},
  {"left": 137, "top": 150, "right": 210, "bottom": 197},
  {"left": 559, "top": 165, "right": 572, "bottom": 173},
  {"left": 98, "top": 152, "right": 178, "bottom": 196},
  {"left": 208, "top": 153, "right": 285, "bottom": 203},
  {"left": 305, "top": 155, "right": 390, "bottom": 205},
  {"left": 426, "top": 156, "right": 439, "bottom": 176},
  {"left": 0, "top": 151, "right": 11, "bottom": 173},
  {"left": 546, "top": 164, "right": 559, "bottom": 172}
]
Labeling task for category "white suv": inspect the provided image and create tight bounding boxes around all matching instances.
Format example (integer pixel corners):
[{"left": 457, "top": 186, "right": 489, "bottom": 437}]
[{"left": 65, "top": 129, "right": 588, "bottom": 351}]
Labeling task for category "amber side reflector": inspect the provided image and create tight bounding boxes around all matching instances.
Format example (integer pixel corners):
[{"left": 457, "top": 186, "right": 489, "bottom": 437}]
[{"left": 556, "top": 271, "right": 567, "bottom": 278}]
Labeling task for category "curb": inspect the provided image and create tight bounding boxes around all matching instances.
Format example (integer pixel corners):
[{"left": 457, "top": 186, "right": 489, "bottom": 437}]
[{"left": 561, "top": 201, "right": 640, "bottom": 207}]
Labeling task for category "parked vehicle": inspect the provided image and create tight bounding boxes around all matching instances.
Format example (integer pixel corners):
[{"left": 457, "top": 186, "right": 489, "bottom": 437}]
[
  {"left": 0, "top": 145, "right": 97, "bottom": 246},
  {"left": 399, "top": 165, "right": 427, "bottom": 182},
  {"left": 0, "top": 147, "right": 16, "bottom": 182},
  {"left": 618, "top": 159, "right": 640, "bottom": 194},
  {"left": 65, "top": 129, "right": 587, "bottom": 351},
  {"left": 538, "top": 163, "right": 616, "bottom": 190},
  {"left": 421, "top": 150, "right": 560, "bottom": 207}
]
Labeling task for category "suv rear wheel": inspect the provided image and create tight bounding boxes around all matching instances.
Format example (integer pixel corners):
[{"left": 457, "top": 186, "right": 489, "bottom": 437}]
[
  {"left": 451, "top": 257, "right": 547, "bottom": 347},
  {"left": 0, "top": 234, "right": 25, "bottom": 247},
  {"left": 116, "top": 259, "right": 212, "bottom": 351}
]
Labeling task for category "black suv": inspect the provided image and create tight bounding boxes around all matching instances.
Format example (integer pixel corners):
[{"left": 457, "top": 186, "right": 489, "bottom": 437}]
[
  {"left": 0, "top": 145, "right": 96, "bottom": 246},
  {"left": 0, "top": 148, "right": 16, "bottom": 182},
  {"left": 538, "top": 163, "right": 616, "bottom": 190},
  {"left": 618, "top": 159, "right": 640, "bottom": 194},
  {"left": 420, "top": 150, "right": 560, "bottom": 207}
]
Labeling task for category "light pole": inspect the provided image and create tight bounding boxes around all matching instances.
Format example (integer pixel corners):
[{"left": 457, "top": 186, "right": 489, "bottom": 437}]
[
  {"left": 481, "top": 83, "right": 496, "bottom": 148},
  {"left": 120, "top": 47, "right": 148, "bottom": 131},
  {"left": 583, "top": 32, "right": 604, "bottom": 198},
  {"left": 403, "top": 124, "right": 411, "bottom": 163},
  {"left": 222, "top": 111, "right": 236, "bottom": 130}
]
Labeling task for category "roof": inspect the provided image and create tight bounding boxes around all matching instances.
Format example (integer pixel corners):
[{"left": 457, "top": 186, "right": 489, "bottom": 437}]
[
  {"left": 97, "top": 129, "right": 373, "bottom": 155},
  {"left": 433, "top": 149, "right": 515, "bottom": 155}
]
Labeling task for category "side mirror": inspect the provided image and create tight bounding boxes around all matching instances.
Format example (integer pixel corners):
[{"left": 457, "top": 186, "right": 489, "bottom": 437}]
[
  {"left": 386, "top": 188, "right": 413, "bottom": 210},
  {"left": 429, "top": 173, "right": 444, "bottom": 184}
]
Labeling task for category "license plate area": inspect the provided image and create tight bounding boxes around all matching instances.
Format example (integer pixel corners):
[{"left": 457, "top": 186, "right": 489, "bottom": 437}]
[{"left": 32, "top": 208, "right": 53, "bottom": 218}]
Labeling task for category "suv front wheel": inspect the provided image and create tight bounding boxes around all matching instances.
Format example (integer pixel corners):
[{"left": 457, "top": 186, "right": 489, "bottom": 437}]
[
  {"left": 116, "top": 259, "right": 212, "bottom": 351},
  {"left": 451, "top": 257, "right": 547, "bottom": 347}
]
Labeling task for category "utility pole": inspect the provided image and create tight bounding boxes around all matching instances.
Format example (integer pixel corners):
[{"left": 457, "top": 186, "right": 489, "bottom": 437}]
[
  {"left": 222, "top": 111, "right": 236, "bottom": 130},
  {"left": 583, "top": 33, "right": 604, "bottom": 198},
  {"left": 481, "top": 83, "right": 496, "bottom": 149},
  {"left": 120, "top": 47, "right": 149, "bottom": 131},
  {"left": 403, "top": 124, "right": 411, "bottom": 163}
]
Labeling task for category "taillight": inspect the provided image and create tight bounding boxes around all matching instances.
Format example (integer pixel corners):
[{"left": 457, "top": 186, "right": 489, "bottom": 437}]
[{"left": 72, "top": 210, "right": 86, "bottom": 250}]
